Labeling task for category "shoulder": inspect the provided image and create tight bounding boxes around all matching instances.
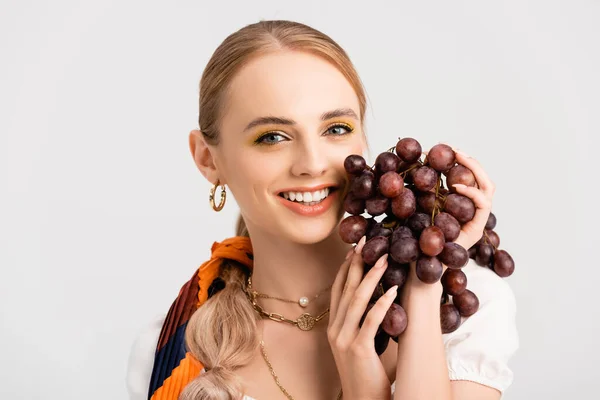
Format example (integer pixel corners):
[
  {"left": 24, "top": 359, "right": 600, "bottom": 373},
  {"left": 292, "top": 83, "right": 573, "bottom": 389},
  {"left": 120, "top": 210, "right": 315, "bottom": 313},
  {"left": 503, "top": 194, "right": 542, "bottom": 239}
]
[
  {"left": 126, "top": 313, "right": 166, "bottom": 400},
  {"left": 443, "top": 259, "right": 519, "bottom": 392}
]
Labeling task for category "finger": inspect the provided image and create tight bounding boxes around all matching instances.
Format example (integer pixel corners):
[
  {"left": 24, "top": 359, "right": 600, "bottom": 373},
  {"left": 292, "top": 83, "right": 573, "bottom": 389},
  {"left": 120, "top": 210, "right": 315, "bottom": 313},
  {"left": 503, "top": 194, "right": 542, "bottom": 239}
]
[
  {"left": 330, "top": 242, "right": 361, "bottom": 318},
  {"left": 452, "top": 184, "right": 492, "bottom": 211},
  {"left": 355, "top": 285, "right": 398, "bottom": 343},
  {"left": 451, "top": 148, "right": 495, "bottom": 196},
  {"left": 332, "top": 237, "right": 368, "bottom": 331},
  {"left": 340, "top": 253, "right": 389, "bottom": 336},
  {"left": 452, "top": 184, "right": 492, "bottom": 237}
]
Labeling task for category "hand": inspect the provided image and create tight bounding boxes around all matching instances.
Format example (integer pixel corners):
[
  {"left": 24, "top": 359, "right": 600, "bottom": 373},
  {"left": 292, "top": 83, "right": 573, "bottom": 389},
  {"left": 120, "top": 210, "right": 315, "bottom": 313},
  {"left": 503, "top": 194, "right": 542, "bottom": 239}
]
[
  {"left": 328, "top": 236, "right": 398, "bottom": 400},
  {"left": 449, "top": 147, "right": 496, "bottom": 250}
]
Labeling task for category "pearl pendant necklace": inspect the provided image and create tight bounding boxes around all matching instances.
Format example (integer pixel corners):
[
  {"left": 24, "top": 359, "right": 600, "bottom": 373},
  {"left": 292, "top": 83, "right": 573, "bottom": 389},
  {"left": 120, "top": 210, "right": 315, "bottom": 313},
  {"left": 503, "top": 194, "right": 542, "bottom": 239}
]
[
  {"left": 299, "top": 297, "right": 309, "bottom": 307},
  {"left": 246, "top": 275, "right": 332, "bottom": 308}
]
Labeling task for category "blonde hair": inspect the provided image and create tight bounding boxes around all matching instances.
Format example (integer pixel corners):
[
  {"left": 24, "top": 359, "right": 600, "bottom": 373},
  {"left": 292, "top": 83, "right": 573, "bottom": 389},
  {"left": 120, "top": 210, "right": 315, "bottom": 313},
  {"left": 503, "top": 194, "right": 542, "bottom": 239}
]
[{"left": 182, "top": 20, "right": 368, "bottom": 399}]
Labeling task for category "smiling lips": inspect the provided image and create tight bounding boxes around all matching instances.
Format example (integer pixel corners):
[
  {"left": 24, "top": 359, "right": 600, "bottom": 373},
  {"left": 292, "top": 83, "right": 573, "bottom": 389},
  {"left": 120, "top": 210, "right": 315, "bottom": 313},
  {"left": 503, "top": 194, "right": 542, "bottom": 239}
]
[{"left": 276, "top": 186, "right": 339, "bottom": 216}]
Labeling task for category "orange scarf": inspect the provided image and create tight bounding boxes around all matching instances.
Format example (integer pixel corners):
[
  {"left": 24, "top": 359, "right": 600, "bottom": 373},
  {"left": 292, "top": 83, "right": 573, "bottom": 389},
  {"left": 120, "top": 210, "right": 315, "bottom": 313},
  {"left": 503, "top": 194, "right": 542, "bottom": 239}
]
[{"left": 148, "top": 236, "right": 254, "bottom": 400}]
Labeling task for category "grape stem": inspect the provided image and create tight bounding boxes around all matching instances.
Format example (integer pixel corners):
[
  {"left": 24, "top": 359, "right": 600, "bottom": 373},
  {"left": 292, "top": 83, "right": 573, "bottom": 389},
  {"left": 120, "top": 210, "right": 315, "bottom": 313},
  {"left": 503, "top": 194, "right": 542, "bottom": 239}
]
[
  {"left": 483, "top": 231, "right": 497, "bottom": 250},
  {"left": 431, "top": 175, "right": 442, "bottom": 225}
]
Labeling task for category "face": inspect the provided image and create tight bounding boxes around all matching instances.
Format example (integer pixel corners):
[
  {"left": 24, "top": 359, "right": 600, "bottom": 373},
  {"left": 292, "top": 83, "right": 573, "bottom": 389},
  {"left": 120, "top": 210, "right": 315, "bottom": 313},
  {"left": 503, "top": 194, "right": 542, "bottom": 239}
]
[{"left": 197, "top": 50, "right": 366, "bottom": 244}]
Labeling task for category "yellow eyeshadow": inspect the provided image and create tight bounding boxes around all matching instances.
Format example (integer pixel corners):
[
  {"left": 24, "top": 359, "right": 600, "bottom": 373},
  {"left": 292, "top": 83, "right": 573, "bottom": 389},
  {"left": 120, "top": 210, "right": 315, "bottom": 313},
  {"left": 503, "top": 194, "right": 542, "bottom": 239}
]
[
  {"left": 248, "top": 120, "right": 356, "bottom": 146},
  {"left": 326, "top": 120, "right": 355, "bottom": 131},
  {"left": 248, "top": 127, "right": 278, "bottom": 146}
]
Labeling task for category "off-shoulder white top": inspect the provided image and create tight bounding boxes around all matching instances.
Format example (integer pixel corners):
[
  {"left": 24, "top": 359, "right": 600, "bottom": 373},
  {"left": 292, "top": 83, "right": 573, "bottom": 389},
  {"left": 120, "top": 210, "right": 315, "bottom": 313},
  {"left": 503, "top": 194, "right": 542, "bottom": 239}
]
[{"left": 126, "top": 259, "right": 519, "bottom": 399}]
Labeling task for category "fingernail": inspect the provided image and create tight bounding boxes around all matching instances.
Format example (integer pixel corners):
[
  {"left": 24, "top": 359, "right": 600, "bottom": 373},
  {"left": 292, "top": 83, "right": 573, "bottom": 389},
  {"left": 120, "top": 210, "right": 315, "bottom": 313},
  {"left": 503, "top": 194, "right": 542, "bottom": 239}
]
[
  {"left": 452, "top": 184, "right": 466, "bottom": 189},
  {"left": 355, "top": 236, "right": 366, "bottom": 253},
  {"left": 376, "top": 253, "right": 389, "bottom": 268},
  {"left": 387, "top": 285, "right": 398, "bottom": 296}
]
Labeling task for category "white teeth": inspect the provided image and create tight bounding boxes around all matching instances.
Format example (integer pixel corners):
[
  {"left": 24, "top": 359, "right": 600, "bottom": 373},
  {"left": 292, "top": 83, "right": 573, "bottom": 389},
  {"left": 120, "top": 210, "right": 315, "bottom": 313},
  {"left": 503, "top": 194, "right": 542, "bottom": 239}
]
[{"left": 281, "top": 187, "right": 333, "bottom": 204}]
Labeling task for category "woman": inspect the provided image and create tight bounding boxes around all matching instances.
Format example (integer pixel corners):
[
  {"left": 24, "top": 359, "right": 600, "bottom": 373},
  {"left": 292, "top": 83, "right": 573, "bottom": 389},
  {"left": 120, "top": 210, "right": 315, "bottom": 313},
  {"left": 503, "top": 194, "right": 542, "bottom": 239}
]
[{"left": 126, "top": 20, "right": 518, "bottom": 400}]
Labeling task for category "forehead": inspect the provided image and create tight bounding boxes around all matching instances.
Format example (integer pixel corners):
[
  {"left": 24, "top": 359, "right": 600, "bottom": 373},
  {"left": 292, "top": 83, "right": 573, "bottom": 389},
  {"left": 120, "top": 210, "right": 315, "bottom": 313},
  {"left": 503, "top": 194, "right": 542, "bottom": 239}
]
[{"left": 223, "top": 51, "right": 360, "bottom": 129}]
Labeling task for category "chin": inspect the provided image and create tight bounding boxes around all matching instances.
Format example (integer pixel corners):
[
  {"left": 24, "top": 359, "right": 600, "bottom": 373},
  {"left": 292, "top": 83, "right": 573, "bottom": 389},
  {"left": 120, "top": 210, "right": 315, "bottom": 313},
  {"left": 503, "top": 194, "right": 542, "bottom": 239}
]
[{"left": 282, "top": 216, "right": 343, "bottom": 245}]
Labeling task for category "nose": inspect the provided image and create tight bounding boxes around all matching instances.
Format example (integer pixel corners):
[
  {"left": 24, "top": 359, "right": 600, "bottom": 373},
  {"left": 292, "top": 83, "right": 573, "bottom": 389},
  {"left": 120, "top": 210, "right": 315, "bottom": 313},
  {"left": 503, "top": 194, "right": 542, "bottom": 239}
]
[{"left": 290, "top": 137, "right": 328, "bottom": 178}]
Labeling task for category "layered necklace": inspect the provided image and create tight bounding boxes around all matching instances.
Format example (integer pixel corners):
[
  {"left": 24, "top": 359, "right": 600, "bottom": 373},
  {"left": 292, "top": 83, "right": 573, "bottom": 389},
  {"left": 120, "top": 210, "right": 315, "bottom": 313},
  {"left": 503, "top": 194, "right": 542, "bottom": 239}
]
[
  {"left": 244, "top": 275, "right": 343, "bottom": 400},
  {"left": 246, "top": 275, "right": 332, "bottom": 331}
]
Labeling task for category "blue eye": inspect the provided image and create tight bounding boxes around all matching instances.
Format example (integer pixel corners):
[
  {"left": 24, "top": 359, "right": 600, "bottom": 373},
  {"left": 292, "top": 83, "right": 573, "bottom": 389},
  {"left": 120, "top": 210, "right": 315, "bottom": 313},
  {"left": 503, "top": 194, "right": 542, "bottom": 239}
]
[
  {"left": 256, "top": 132, "right": 286, "bottom": 145},
  {"left": 254, "top": 123, "right": 354, "bottom": 146},
  {"left": 327, "top": 123, "right": 354, "bottom": 136}
]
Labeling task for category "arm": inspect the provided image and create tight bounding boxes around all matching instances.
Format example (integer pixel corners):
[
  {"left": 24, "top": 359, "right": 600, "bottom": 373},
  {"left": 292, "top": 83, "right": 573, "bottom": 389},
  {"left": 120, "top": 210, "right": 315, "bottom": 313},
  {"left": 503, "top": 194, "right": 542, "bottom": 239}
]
[
  {"left": 394, "top": 148, "right": 505, "bottom": 399},
  {"left": 393, "top": 265, "right": 453, "bottom": 400},
  {"left": 393, "top": 268, "right": 501, "bottom": 400}
]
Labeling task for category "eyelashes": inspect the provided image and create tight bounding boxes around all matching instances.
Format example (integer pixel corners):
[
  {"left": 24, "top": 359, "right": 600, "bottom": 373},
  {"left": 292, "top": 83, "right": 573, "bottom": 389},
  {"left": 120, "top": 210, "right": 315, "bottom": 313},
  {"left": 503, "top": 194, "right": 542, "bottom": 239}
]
[{"left": 254, "top": 123, "right": 355, "bottom": 146}]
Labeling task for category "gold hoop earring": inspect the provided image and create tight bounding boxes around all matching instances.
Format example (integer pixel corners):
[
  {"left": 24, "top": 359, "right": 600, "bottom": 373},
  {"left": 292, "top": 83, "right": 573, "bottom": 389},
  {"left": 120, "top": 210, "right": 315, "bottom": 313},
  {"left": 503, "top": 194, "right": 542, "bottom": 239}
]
[{"left": 209, "top": 180, "right": 226, "bottom": 211}]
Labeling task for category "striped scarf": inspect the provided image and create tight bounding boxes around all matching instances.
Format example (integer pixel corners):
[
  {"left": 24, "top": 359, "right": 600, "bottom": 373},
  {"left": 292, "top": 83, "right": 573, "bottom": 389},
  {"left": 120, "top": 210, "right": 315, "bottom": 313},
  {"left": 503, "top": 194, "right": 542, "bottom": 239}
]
[{"left": 148, "top": 236, "right": 254, "bottom": 400}]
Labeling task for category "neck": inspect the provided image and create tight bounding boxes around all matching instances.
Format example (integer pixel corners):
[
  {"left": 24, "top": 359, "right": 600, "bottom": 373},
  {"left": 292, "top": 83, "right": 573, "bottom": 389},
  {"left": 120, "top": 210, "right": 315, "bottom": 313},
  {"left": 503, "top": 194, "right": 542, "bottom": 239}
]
[{"left": 245, "top": 224, "right": 353, "bottom": 317}]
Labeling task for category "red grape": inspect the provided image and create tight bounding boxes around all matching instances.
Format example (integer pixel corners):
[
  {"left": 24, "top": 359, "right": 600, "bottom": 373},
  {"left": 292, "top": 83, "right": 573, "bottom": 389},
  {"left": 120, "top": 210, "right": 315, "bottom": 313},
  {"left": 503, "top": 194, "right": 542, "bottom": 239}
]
[
  {"left": 493, "top": 250, "right": 515, "bottom": 277},
  {"left": 453, "top": 289, "right": 479, "bottom": 317},
  {"left": 412, "top": 166, "right": 438, "bottom": 192},
  {"left": 391, "top": 225, "right": 414, "bottom": 242},
  {"left": 475, "top": 244, "right": 493, "bottom": 266},
  {"left": 434, "top": 212, "right": 461, "bottom": 242},
  {"left": 441, "top": 269, "right": 467, "bottom": 296},
  {"left": 391, "top": 189, "right": 416, "bottom": 219},
  {"left": 351, "top": 170, "right": 376, "bottom": 199},
  {"left": 379, "top": 171, "right": 404, "bottom": 198},
  {"left": 486, "top": 230, "right": 500, "bottom": 248},
  {"left": 485, "top": 212, "right": 497, "bottom": 230},
  {"left": 382, "top": 260, "right": 409, "bottom": 289},
  {"left": 444, "top": 194, "right": 476, "bottom": 224},
  {"left": 362, "top": 236, "right": 390, "bottom": 266},
  {"left": 416, "top": 191, "right": 438, "bottom": 214},
  {"left": 407, "top": 212, "right": 431, "bottom": 237},
  {"left": 366, "top": 195, "right": 390, "bottom": 216},
  {"left": 382, "top": 303, "right": 408, "bottom": 336},
  {"left": 344, "top": 154, "right": 366, "bottom": 175},
  {"left": 416, "top": 256, "right": 443, "bottom": 283},
  {"left": 395, "top": 138, "right": 422, "bottom": 163},
  {"left": 390, "top": 237, "right": 420, "bottom": 264},
  {"left": 419, "top": 226, "right": 445, "bottom": 257},
  {"left": 440, "top": 304, "right": 461, "bottom": 333},
  {"left": 343, "top": 192, "right": 365, "bottom": 215},
  {"left": 339, "top": 215, "right": 368, "bottom": 243},
  {"left": 438, "top": 242, "right": 469, "bottom": 269},
  {"left": 366, "top": 224, "right": 393, "bottom": 241},
  {"left": 427, "top": 144, "right": 456, "bottom": 172},
  {"left": 375, "top": 152, "right": 401, "bottom": 174},
  {"left": 446, "top": 165, "right": 476, "bottom": 191}
]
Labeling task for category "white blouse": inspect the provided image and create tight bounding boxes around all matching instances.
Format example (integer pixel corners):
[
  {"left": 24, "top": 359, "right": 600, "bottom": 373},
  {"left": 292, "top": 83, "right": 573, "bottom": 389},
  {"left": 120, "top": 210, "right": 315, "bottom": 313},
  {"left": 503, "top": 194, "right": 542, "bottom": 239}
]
[{"left": 126, "top": 259, "right": 519, "bottom": 399}]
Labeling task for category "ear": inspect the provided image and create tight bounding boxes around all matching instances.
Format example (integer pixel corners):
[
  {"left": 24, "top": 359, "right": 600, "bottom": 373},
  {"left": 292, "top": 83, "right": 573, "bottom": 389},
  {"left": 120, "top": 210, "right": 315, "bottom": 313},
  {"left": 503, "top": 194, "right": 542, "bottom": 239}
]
[{"left": 188, "top": 129, "right": 221, "bottom": 185}]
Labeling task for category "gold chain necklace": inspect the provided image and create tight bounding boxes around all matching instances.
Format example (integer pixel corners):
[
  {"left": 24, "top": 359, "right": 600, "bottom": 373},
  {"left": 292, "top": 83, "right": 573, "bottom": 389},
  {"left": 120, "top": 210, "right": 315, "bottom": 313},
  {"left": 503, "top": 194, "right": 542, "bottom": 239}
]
[
  {"left": 246, "top": 288, "right": 330, "bottom": 331},
  {"left": 259, "top": 339, "right": 343, "bottom": 400},
  {"left": 247, "top": 275, "right": 332, "bottom": 308}
]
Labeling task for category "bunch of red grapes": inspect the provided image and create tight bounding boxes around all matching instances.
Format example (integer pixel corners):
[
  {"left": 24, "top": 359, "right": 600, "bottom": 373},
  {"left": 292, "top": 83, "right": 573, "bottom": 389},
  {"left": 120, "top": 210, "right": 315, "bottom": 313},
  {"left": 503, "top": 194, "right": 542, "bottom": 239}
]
[{"left": 339, "top": 138, "right": 515, "bottom": 354}]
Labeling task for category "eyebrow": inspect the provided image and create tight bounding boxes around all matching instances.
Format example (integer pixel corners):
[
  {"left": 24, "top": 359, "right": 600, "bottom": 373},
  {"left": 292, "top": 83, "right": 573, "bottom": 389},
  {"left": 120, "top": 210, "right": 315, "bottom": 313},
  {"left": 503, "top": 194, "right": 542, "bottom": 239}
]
[{"left": 243, "top": 107, "right": 359, "bottom": 132}]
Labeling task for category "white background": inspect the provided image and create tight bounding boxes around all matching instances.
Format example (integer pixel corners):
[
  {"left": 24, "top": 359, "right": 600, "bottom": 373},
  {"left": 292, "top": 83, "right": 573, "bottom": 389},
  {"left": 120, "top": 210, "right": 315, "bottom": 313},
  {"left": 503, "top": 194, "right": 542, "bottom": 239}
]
[{"left": 1, "top": 1, "right": 598, "bottom": 399}]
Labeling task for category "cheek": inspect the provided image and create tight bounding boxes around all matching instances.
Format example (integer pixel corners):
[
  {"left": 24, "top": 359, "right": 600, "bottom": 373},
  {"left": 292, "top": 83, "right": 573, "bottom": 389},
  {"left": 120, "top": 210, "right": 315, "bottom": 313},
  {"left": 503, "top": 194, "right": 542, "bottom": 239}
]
[{"left": 224, "top": 150, "right": 282, "bottom": 201}]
